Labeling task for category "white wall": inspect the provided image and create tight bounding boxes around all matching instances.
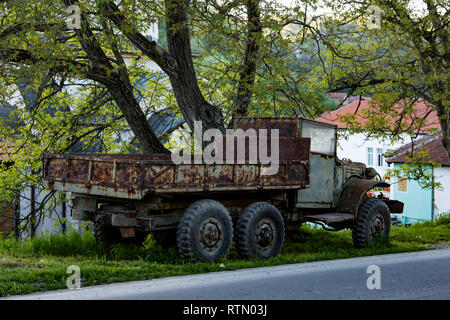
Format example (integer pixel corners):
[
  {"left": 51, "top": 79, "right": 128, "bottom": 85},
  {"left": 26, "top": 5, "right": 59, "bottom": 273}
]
[
  {"left": 19, "top": 188, "right": 81, "bottom": 237},
  {"left": 434, "top": 166, "right": 450, "bottom": 218},
  {"left": 336, "top": 131, "right": 417, "bottom": 178}
]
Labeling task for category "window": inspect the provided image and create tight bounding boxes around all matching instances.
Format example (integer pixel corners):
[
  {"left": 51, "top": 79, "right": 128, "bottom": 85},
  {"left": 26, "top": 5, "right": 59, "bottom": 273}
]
[
  {"left": 367, "top": 148, "right": 373, "bottom": 166},
  {"left": 301, "top": 121, "right": 336, "bottom": 156},
  {"left": 377, "top": 148, "right": 383, "bottom": 166},
  {"left": 397, "top": 177, "right": 408, "bottom": 192}
]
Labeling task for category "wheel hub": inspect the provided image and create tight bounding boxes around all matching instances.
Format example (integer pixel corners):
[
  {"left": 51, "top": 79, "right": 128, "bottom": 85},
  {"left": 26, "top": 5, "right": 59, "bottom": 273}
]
[
  {"left": 199, "top": 218, "right": 223, "bottom": 252},
  {"left": 370, "top": 213, "right": 385, "bottom": 237},
  {"left": 254, "top": 219, "right": 276, "bottom": 252}
]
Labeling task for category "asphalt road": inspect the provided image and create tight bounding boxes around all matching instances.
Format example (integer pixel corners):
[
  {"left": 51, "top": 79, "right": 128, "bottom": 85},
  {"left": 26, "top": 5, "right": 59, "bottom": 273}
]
[{"left": 5, "top": 249, "right": 450, "bottom": 300}]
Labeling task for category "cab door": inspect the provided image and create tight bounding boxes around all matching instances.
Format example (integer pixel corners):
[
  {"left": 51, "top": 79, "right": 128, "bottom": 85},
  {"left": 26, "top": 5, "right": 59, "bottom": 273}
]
[{"left": 296, "top": 120, "right": 337, "bottom": 209}]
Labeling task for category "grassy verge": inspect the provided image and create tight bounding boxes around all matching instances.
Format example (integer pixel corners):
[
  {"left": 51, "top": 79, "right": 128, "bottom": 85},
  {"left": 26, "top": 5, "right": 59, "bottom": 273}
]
[{"left": 1, "top": 215, "right": 449, "bottom": 297}]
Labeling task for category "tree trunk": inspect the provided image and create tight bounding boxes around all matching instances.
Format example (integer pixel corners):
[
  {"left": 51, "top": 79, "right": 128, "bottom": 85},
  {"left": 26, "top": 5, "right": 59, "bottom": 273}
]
[
  {"left": 105, "top": 75, "right": 170, "bottom": 154},
  {"left": 62, "top": 0, "right": 168, "bottom": 154},
  {"left": 234, "top": 0, "right": 263, "bottom": 117},
  {"left": 102, "top": 0, "right": 224, "bottom": 133},
  {"left": 434, "top": 101, "right": 450, "bottom": 160},
  {"left": 164, "top": 0, "right": 224, "bottom": 132}
]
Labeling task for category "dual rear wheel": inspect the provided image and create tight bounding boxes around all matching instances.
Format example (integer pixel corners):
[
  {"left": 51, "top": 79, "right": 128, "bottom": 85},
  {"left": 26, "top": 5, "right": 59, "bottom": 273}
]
[
  {"left": 94, "top": 198, "right": 390, "bottom": 262},
  {"left": 176, "top": 200, "right": 285, "bottom": 262}
]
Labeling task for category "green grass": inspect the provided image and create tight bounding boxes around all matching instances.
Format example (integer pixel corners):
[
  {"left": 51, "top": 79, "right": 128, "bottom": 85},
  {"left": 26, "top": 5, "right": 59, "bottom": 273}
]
[{"left": 1, "top": 214, "right": 449, "bottom": 297}]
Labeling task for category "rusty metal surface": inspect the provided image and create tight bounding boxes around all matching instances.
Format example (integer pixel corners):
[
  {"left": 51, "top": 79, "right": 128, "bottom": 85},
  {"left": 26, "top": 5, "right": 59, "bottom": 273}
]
[
  {"left": 385, "top": 199, "right": 404, "bottom": 213},
  {"left": 234, "top": 117, "right": 301, "bottom": 138},
  {"left": 0, "top": 202, "right": 14, "bottom": 234},
  {"left": 296, "top": 153, "right": 335, "bottom": 209},
  {"left": 43, "top": 137, "right": 310, "bottom": 200},
  {"left": 303, "top": 213, "right": 355, "bottom": 224},
  {"left": 342, "top": 161, "right": 366, "bottom": 180},
  {"left": 337, "top": 177, "right": 391, "bottom": 215}
]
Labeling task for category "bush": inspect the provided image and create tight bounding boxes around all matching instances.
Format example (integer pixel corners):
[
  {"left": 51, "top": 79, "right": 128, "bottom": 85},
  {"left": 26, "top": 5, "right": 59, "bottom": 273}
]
[{"left": 434, "top": 213, "right": 450, "bottom": 225}]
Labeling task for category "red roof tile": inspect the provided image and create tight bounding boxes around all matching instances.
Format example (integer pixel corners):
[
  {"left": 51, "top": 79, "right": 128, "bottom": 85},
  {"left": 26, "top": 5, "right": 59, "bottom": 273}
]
[
  {"left": 316, "top": 97, "right": 441, "bottom": 133},
  {"left": 386, "top": 134, "right": 450, "bottom": 166}
]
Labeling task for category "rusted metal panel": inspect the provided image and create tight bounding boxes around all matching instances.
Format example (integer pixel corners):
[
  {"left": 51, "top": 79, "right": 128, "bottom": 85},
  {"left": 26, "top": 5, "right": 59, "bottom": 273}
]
[
  {"left": 304, "top": 213, "right": 355, "bottom": 224},
  {"left": 296, "top": 153, "right": 334, "bottom": 208},
  {"left": 337, "top": 177, "right": 390, "bottom": 215},
  {"left": 42, "top": 136, "right": 311, "bottom": 200},
  {"left": 0, "top": 202, "right": 14, "bottom": 234},
  {"left": 385, "top": 199, "right": 404, "bottom": 213},
  {"left": 144, "top": 165, "right": 174, "bottom": 186},
  {"left": 234, "top": 117, "right": 300, "bottom": 138}
]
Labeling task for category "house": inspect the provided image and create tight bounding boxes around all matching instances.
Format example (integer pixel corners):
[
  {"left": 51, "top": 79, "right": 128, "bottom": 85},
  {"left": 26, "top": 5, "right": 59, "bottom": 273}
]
[
  {"left": 316, "top": 97, "right": 441, "bottom": 183},
  {"left": 386, "top": 134, "right": 450, "bottom": 224}
]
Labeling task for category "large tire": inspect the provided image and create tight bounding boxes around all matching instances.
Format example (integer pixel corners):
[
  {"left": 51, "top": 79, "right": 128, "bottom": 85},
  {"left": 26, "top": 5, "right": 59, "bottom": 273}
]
[
  {"left": 177, "top": 199, "right": 233, "bottom": 262},
  {"left": 352, "top": 198, "right": 391, "bottom": 248},
  {"left": 235, "top": 202, "right": 285, "bottom": 259},
  {"left": 93, "top": 213, "right": 121, "bottom": 247}
]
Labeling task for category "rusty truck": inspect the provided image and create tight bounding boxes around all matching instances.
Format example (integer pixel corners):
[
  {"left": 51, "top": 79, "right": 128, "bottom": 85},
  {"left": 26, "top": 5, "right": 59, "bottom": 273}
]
[{"left": 42, "top": 117, "right": 403, "bottom": 262}]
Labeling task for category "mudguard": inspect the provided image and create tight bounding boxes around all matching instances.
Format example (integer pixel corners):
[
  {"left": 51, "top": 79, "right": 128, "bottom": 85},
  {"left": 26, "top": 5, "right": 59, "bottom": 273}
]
[{"left": 336, "top": 177, "right": 390, "bottom": 216}]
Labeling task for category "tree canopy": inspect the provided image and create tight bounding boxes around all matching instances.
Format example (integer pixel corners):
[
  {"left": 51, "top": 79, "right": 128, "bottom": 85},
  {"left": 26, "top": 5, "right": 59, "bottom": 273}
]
[{"left": 0, "top": 0, "right": 448, "bottom": 234}]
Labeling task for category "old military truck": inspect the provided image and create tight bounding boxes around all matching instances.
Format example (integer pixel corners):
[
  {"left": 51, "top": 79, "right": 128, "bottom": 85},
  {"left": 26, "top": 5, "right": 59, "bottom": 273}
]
[{"left": 42, "top": 117, "right": 403, "bottom": 262}]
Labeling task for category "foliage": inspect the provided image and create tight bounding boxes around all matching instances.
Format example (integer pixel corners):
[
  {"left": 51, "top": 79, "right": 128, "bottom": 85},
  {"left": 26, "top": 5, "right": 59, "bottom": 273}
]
[
  {"left": 326, "top": 1, "right": 446, "bottom": 139},
  {"left": 308, "top": 0, "right": 449, "bottom": 188},
  {"left": 0, "top": 0, "right": 338, "bottom": 232}
]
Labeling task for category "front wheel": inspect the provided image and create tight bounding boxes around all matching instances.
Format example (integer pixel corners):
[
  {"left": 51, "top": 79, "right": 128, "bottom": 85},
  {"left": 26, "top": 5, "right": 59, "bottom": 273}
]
[
  {"left": 352, "top": 198, "right": 391, "bottom": 248},
  {"left": 235, "top": 202, "right": 285, "bottom": 259}
]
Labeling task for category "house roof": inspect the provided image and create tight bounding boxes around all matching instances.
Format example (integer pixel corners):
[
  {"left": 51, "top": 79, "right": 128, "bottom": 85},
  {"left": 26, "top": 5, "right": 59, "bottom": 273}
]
[
  {"left": 386, "top": 134, "right": 450, "bottom": 166},
  {"left": 316, "top": 97, "right": 441, "bottom": 132}
]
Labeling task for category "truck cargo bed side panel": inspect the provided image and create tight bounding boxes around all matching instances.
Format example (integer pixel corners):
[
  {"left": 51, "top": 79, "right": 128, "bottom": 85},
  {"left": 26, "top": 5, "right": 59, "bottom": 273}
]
[{"left": 43, "top": 138, "right": 311, "bottom": 200}]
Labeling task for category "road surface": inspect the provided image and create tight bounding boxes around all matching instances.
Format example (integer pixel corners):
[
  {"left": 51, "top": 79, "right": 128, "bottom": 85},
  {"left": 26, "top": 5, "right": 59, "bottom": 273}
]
[{"left": 5, "top": 249, "right": 450, "bottom": 300}]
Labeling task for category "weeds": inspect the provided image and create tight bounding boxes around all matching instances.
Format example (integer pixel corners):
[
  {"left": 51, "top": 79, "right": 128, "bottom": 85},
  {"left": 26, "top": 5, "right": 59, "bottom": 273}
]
[{"left": 0, "top": 216, "right": 449, "bottom": 297}]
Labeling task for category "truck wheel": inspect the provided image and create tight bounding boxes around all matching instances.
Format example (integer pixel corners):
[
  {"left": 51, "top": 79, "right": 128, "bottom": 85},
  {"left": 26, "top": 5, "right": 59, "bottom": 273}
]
[
  {"left": 93, "top": 213, "right": 121, "bottom": 247},
  {"left": 235, "top": 202, "right": 285, "bottom": 259},
  {"left": 177, "top": 200, "right": 233, "bottom": 262},
  {"left": 352, "top": 198, "right": 391, "bottom": 248}
]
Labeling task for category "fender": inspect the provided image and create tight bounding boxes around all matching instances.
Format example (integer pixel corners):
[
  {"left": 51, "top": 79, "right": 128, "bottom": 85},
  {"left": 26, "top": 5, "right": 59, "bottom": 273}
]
[{"left": 336, "top": 177, "right": 390, "bottom": 216}]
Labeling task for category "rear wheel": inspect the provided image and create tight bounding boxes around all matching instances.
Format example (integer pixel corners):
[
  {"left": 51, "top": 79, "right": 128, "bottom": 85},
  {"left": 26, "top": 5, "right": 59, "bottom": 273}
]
[
  {"left": 352, "top": 198, "right": 391, "bottom": 248},
  {"left": 235, "top": 202, "right": 285, "bottom": 259},
  {"left": 93, "top": 213, "right": 121, "bottom": 247},
  {"left": 177, "top": 199, "right": 233, "bottom": 262}
]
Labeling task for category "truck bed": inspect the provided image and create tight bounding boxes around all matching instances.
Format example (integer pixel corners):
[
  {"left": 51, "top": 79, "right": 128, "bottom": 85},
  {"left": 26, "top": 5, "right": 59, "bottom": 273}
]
[{"left": 42, "top": 137, "right": 310, "bottom": 200}]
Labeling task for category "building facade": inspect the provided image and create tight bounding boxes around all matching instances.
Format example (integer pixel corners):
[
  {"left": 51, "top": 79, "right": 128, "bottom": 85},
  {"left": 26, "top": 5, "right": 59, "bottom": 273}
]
[
  {"left": 316, "top": 97, "right": 441, "bottom": 197},
  {"left": 387, "top": 134, "right": 450, "bottom": 224}
]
